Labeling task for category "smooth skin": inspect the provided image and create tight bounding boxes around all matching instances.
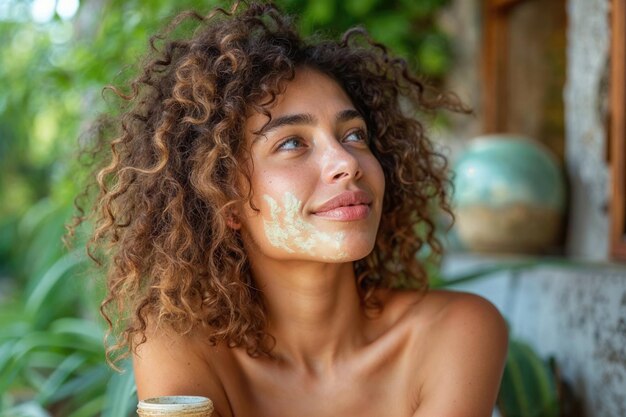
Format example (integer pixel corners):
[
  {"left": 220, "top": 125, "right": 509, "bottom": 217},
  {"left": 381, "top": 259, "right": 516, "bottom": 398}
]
[{"left": 133, "top": 68, "right": 508, "bottom": 417}]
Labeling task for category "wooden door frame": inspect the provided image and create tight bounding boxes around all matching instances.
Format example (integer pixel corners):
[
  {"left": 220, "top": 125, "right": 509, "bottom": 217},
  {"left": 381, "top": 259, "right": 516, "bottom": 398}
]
[
  {"left": 481, "top": 0, "right": 528, "bottom": 133},
  {"left": 610, "top": 0, "right": 626, "bottom": 259}
]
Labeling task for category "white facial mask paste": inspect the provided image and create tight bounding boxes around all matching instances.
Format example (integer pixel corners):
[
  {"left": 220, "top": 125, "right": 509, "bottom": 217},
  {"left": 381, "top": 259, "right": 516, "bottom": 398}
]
[{"left": 263, "top": 192, "right": 347, "bottom": 260}]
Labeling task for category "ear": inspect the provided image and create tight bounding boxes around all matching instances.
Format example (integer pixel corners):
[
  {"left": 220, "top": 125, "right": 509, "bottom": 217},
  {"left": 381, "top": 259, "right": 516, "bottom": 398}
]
[{"left": 226, "top": 209, "right": 242, "bottom": 230}]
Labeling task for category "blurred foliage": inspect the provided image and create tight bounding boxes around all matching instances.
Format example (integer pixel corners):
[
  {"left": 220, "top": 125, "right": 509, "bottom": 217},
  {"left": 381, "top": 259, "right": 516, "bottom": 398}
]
[
  {"left": 279, "top": 0, "right": 452, "bottom": 75},
  {"left": 0, "top": 0, "right": 453, "bottom": 415},
  {"left": 0, "top": 196, "right": 137, "bottom": 416}
]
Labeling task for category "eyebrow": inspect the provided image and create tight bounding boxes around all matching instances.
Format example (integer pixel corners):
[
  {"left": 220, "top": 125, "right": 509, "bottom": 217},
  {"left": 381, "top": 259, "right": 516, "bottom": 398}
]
[{"left": 254, "top": 108, "right": 364, "bottom": 138}]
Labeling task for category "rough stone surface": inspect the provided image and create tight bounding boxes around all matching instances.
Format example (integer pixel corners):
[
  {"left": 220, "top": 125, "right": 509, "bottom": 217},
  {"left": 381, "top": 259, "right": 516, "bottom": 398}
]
[
  {"left": 511, "top": 268, "right": 626, "bottom": 417},
  {"left": 442, "top": 253, "right": 626, "bottom": 417},
  {"left": 564, "top": 0, "right": 611, "bottom": 260}
]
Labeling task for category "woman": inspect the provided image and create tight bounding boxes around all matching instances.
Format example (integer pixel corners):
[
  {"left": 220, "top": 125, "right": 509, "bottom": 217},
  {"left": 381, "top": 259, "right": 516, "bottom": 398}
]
[{"left": 85, "top": 2, "right": 508, "bottom": 416}]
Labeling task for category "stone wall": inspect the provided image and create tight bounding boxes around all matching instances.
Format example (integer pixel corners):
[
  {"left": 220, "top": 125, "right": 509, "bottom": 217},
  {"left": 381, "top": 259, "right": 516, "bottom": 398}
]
[
  {"left": 442, "top": 253, "right": 626, "bottom": 417},
  {"left": 563, "top": 0, "right": 611, "bottom": 260}
]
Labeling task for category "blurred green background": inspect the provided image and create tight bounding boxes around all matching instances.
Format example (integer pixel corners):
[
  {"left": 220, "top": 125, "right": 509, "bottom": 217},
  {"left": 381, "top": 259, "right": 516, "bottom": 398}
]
[{"left": 0, "top": 0, "right": 452, "bottom": 415}]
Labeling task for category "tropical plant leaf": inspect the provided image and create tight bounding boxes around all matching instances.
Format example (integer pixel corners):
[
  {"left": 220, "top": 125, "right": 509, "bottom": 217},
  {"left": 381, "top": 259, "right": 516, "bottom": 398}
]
[
  {"left": 17, "top": 200, "right": 70, "bottom": 287},
  {"left": 0, "top": 316, "right": 29, "bottom": 342},
  {"left": 35, "top": 353, "right": 86, "bottom": 405},
  {"left": 24, "top": 249, "right": 87, "bottom": 325},
  {"left": 64, "top": 396, "right": 105, "bottom": 417},
  {"left": 431, "top": 257, "right": 590, "bottom": 288},
  {"left": 102, "top": 359, "right": 137, "bottom": 417},
  {"left": 497, "top": 339, "right": 559, "bottom": 417},
  {"left": 49, "top": 317, "right": 104, "bottom": 346},
  {"left": 49, "top": 364, "right": 110, "bottom": 405},
  {"left": 0, "top": 401, "right": 51, "bottom": 417}
]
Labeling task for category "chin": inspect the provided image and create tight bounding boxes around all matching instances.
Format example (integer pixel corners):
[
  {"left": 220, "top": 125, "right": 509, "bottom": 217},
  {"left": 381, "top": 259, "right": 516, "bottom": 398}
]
[{"left": 317, "top": 237, "right": 376, "bottom": 263}]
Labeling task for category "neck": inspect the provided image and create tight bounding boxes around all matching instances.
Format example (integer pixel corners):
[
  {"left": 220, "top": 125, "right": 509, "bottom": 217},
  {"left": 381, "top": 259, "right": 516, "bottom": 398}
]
[{"left": 250, "top": 259, "right": 366, "bottom": 375}]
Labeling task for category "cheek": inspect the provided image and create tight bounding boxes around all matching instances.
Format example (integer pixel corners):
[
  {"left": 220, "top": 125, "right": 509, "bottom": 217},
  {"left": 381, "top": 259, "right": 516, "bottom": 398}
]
[
  {"left": 241, "top": 170, "right": 302, "bottom": 232},
  {"left": 364, "top": 154, "right": 386, "bottom": 193},
  {"left": 251, "top": 161, "right": 295, "bottom": 189},
  {"left": 255, "top": 192, "right": 348, "bottom": 260}
]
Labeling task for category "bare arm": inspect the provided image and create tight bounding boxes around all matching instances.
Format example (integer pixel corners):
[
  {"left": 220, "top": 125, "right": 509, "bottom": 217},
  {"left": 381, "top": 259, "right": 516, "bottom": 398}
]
[
  {"left": 132, "top": 327, "right": 230, "bottom": 417},
  {"left": 413, "top": 293, "right": 509, "bottom": 417}
]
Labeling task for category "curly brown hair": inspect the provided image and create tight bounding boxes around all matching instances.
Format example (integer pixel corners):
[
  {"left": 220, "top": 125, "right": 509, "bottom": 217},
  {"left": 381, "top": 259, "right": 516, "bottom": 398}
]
[{"left": 80, "top": 0, "right": 468, "bottom": 364}]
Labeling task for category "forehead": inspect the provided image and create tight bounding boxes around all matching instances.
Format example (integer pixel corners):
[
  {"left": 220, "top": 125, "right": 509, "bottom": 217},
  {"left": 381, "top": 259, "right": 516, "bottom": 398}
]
[{"left": 245, "top": 67, "right": 354, "bottom": 134}]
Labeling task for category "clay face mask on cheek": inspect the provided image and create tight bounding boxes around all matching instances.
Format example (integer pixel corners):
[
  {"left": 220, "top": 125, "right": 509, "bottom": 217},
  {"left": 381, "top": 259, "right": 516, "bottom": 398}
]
[{"left": 262, "top": 192, "right": 346, "bottom": 260}]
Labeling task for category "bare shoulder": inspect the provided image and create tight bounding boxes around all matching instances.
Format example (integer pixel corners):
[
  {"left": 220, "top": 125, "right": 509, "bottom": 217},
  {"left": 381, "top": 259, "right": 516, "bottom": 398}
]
[
  {"left": 132, "top": 323, "right": 231, "bottom": 417},
  {"left": 423, "top": 289, "right": 509, "bottom": 365},
  {"left": 376, "top": 287, "right": 493, "bottom": 320},
  {"left": 426, "top": 289, "right": 508, "bottom": 331},
  {"left": 408, "top": 289, "right": 509, "bottom": 417},
  {"left": 379, "top": 288, "right": 506, "bottom": 331}
]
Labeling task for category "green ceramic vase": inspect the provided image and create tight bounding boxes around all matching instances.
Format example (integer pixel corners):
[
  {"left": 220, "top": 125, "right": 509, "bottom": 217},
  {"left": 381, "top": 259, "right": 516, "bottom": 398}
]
[{"left": 451, "top": 134, "right": 567, "bottom": 254}]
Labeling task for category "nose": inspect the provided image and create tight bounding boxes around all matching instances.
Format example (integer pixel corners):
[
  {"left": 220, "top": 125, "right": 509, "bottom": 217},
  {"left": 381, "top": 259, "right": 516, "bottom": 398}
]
[{"left": 319, "top": 137, "right": 362, "bottom": 184}]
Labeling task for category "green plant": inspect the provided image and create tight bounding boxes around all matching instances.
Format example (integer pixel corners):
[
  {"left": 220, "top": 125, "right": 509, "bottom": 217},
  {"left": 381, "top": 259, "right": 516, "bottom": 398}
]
[
  {"left": 497, "top": 339, "right": 560, "bottom": 417},
  {"left": 0, "top": 197, "right": 137, "bottom": 417},
  {"left": 279, "top": 0, "right": 452, "bottom": 79}
]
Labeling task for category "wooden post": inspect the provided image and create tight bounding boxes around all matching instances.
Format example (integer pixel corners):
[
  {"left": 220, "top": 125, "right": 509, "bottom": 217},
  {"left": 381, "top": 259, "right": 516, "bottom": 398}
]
[
  {"left": 610, "top": 0, "right": 626, "bottom": 259},
  {"left": 481, "top": 0, "right": 526, "bottom": 133},
  {"left": 482, "top": 0, "right": 507, "bottom": 132}
]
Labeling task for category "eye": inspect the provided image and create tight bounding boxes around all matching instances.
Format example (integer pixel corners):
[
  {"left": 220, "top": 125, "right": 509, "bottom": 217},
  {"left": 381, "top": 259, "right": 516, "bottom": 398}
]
[
  {"left": 276, "top": 136, "right": 305, "bottom": 151},
  {"left": 343, "top": 129, "right": 368, "bottom": 143}
]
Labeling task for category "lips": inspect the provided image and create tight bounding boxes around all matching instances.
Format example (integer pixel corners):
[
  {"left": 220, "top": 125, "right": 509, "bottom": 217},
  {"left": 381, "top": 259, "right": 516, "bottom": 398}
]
[{"left": 312, "top": 190, "right": 373, "bottom": 220}]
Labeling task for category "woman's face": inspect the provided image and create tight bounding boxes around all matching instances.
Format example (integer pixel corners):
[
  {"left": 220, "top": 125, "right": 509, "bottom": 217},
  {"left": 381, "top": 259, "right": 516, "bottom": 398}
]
[{"left": 239, "top": 67, "right": 385, "bottom": 263}]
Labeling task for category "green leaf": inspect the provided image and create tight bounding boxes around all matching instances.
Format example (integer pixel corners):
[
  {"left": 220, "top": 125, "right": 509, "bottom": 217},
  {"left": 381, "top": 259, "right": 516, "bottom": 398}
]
[
  {"left": 102, "top": 359, "right": 137, "bottom": 417},
  {"left": 0, "top": 319, "right": 29, "bottom": 342},
  {"left": 498, "top": 340, "right": 559, "bottom": 417},
  {"left": 20, "top": 351, "right": 69, "bottom": 370},
  {"left": 517, "top": 343, "right": 559, "bottom": 416},
  {"left": 433, "top": 257, "right": 593, "bottom": 288},
  {"left": 502, "top": 341, "right": 533, "bottom": 416},
  {"left": 50, "top": 365, "right": 110, "bottom": 404},
  {"left": 35, "top": 353, "right": 86, "bottom": 405},
  {"left": 15, "top": 199, "right": 68, "bottom": 283},
  {"left": 50, "top": 318, "right": 104, "bottom": 346},
  {"left": 64, "top": 395, "right": 105, "bottom": 417},
  {"left": 10, "top": 332, "right": 102, "bottom": 365},
  {"left": 417, "top": 32, "right": 451, "bottom": 76},
  {"left": 344, "top": 0, "right": 380, "bottom": 17},
  {"left": 432, "top": 261, "right": 538, "bottom": 288},
  {"left": 24, "top": 249, "right": 87, "bottom": 321},
  {"left": 303, "top": 0, "right": 336, "bottom": 26},
  {"left": 0, "top": 340, "right": 19, "bottom": 387},
  {"left": 0, "top": 401, "right": 51, "bottom": 417}
]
